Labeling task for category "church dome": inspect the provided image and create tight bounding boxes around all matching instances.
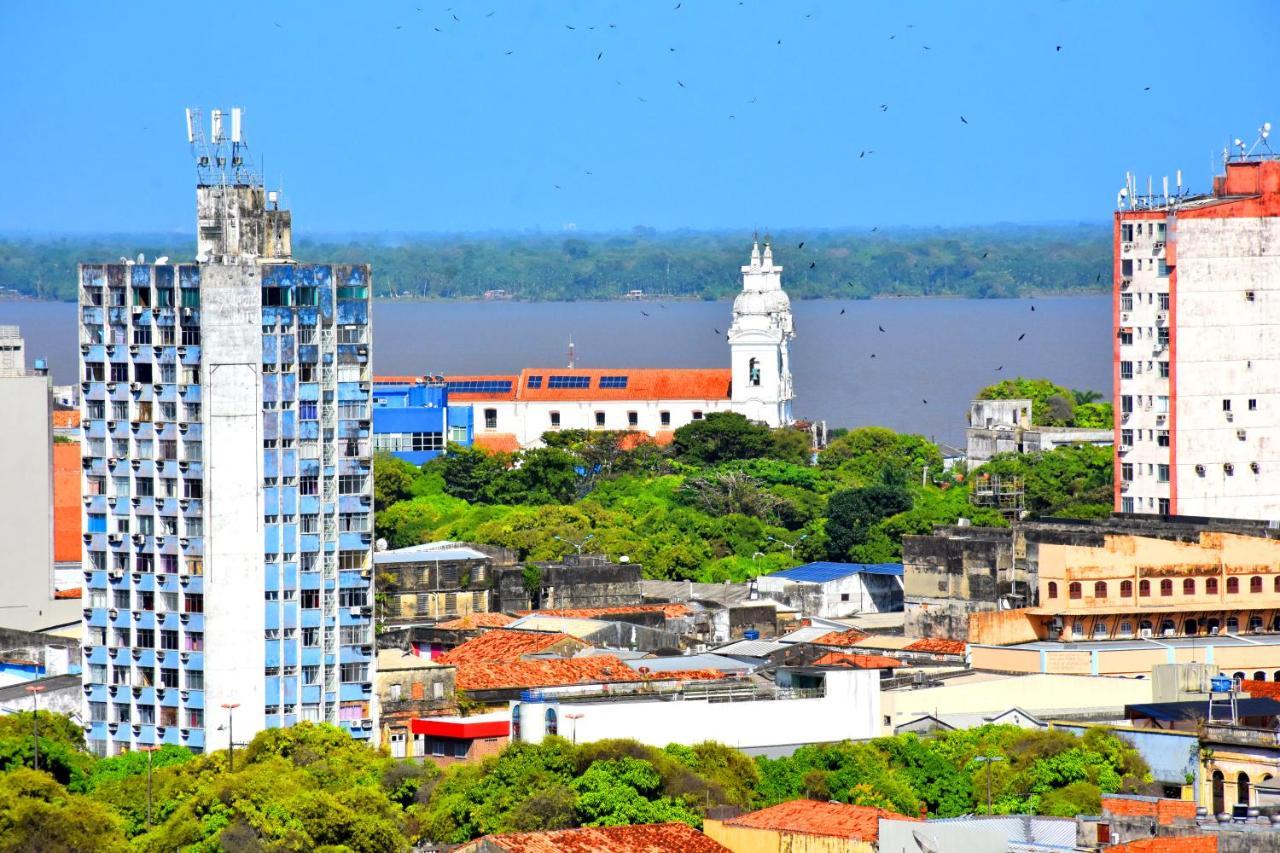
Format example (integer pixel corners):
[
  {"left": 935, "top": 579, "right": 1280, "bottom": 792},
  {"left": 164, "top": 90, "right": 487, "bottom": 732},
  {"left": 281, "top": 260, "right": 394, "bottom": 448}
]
[{"left": 733, "top": 286, "right": 792, "bottom": 317}]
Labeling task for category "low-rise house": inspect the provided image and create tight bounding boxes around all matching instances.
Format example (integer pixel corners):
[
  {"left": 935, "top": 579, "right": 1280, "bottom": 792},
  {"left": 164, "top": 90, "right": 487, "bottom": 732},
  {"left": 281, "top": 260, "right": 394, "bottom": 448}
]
[
  {"left": 457, "top": 822, "right": 730, "bottom": 853},
  {"left": 754, "top": 562, "right": 904, "bottom": 618},
  {"left": 965, "top": 397, "right": 1112, "bottom": 467},
  {"left": 374, "top": 542, "right": 494, "bottom": 626},
  {"left": 375, "top": 650, "right": 456, "bottom": 757},
  {"left": 492, "top": 555, "right": 642, "bottom": 612},
  {"left": 704, "top": 800, "right": 911, "bottom": 852},
  {"left": 438, "top": 629, "right": 587, "bottom": 665},
  {"left": 410, "top": 710, "right": 510, "bottom": 767},
  {"left": 879, "top": 813, "right": 1076, "bottom": 853}
]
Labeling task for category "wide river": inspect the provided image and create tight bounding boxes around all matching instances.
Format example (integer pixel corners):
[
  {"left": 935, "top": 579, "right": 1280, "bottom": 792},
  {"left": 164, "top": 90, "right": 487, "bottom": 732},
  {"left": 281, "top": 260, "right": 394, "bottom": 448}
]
[{"left": 1, "top": 296, "right": 1111, "bottom": 446}]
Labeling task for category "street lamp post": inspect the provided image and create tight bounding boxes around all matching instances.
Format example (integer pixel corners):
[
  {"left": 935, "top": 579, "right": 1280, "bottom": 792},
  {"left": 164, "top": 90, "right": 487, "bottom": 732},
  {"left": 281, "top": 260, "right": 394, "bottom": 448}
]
[
  {"left": 565, "top": 712, "right": 584, "bottom": 745},
  {"left": 140, "top": 745, "right": 160, "bottom": 827},
  {"left": 973, "top": 755, "right": 1005, "bottom": 815},
  {"left": 25, "top": 685, "right": 45, "bottom": 771},
  {"left": 553, "top": 534, "right": 594, "bottom": 556},
  {"left": 220, "top": 703, "right": 240, "bottom": 772},
  {"left": 766, "top": 534, "right": 809, "bottom": 556}
]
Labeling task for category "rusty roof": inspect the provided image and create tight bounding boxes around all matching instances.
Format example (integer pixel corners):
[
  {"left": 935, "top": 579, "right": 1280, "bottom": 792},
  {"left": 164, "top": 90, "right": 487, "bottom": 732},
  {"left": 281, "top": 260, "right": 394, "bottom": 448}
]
[
  {"left": 903, "top": 638, "right": 967, "bottom": 656},
  {"left": 474, "top": 433, "right": 522, "bottom": 454},
  {"left": 458, "top": 822, "right": 731, "bottom": 852},
  {"left": 722, "top": 800, "right": 914, "bottom": 840},
  {"left": 434, "top": 613, "right": 518, "bottom": 630},
  {"left": 452, "top": 654, "right": 723, "bottom": 692},
  {"left": 438, "top": 630, "right": 584, "bottom": 665},
  {"left": 812, "top": 629, "right": 870, "bottom": 647},
  {"left": 51, "top": 410, "right": 81, "bottom": 428},
  {"left": 812, "top": 651, "right": 902, "bottom": 669}
]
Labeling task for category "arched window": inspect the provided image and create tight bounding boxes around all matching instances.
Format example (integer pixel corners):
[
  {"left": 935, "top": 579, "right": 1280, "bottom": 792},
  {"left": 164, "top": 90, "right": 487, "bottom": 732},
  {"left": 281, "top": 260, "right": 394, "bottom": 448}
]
[
  {"left": 1069, "top": 582, "right": 1082, "bottom": 600},
  {"left": 1160, "top": 579, "right": 1173, "bottom": 597},
  {"left": 545, "top": 707, "right": 558, "bottom": 737},
  {"left": 1227, "top": 617, "right": 1240, "bottom": 634},
  {"left": 1234, "top": 671, "right": 1246, "bottom": 681},
  {"left": 1139, "top": 580, "right": 1151, "bottom": 597},
  {"left": 1275, "top": 671, "right": 1280, "bottom": 682},
  {"left": 1184, "top": 619, "right": 1199, "bottom": 636},
  {"left": 1228, "top": 577, "right": 1240, "bottom": 594},
  {"left": 1160, "top": 619, "right": 1176, "bottom": 636},
  {"left": 1094, "top": 581, "right": 1107, "bottom": 599},
  {"left": 1207, "top": 577, "right": 1219, "bottom": 595},
  {"left": 1120, "top": 580, "right": 1133, "bottom": 598},
  {"left": 1251, "top": 576, "right": 1263, "bottom": 593},
  {"left": 1213, "top": 770, "right": 1225, "bottom": 816},
  {"left": 1274, "top": 576, "right": 1280, "bottom": 593},
  {"left": 748, "top": 357, "right": 761, "bottom": 387},
  {"left": 1093, "top": 621, "right": 1109, "bottom": 638},
  {"left": 1207, "top": 618, "right": 1221, "bottom": 635},
  {"left": 1249, "top": 616, "right": 1263, "bottom": 633},
  {"left": 1254, "top": 672, "right": 1267, "bottom": 681},
  {"left": 1139, "top": 619, "right": 1153, "bottom": 635},
  {"left": 1047, "top": 582, "right": 1058, "bottom": 599},
  {"left": 1183, "top": 578, "right": 1196, "bottom": 595},
  {"left": 511, "top": 704, "right": 522, "bottom": 741},
  {"left": 1238, "top": 772, "right": 1251, "bottom": 806}
]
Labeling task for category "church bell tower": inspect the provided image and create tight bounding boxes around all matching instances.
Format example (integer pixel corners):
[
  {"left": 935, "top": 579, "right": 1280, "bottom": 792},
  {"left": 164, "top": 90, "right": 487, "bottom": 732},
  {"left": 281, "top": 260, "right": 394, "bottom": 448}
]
[{"left": 728, "top": 239, "right": 795, "bottom": 426}]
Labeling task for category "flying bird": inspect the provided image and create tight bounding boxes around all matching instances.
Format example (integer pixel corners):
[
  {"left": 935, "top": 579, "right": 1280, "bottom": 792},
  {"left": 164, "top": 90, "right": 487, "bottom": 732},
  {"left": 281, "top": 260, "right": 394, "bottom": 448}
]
[
  {"left": 871, "top": 226, "right": 879, "bottom": 232},
  {"left": 1056, "top": 45, "right": 1062, "bottom": 51},
  {"left": 713, "top": 328, "right": 721, "bottom": 335},
  {"left": 1030, "top": 305, "right": 1036, "bottom": 312},
  {"left": 878, "top": 325, "right": 886, "bottom": 332},
  {"left": 674, "top": 1, "right": 681, "bottom": 7},
  {"left": 777, "top": 39, "right": 782, "bottom": 45},
  {"left": 1096, "top": 274, "right": 1102, "bottom": 283},
  {"left": 597, "top": 52, "right": 603, "bottom": 60},
  {"left": 1143, "top": 86, "right": 1151, "bottom": 91},
  {"left": 809, "top": 261, "right": 816, "bottom": 269},
  {"left": 880, "top": 104, "right": 888, "bottom": 111},
  {"left": 960, "top": 116, "right": 969, "bottom": 124},
  {"left": 981, "top": 251, "right": 988, "bottom": 258},
  {"left": 996, "top": 366, "right": 1004, "bottom": 371},
  {"left": 922, "top": 45, "right": 931, "bottom": 50},
  {"left": 870, "top": 353, "right": 876, "bottom": 358},
  {"left": 565, "top": 24, "right": 575, "bottom": 29},
  {"left": 922, "top": 399, "right": 928, "bottom": 404},
  {"left": 452, "top": 13, "right": 460, "bottom": 21},
  {"left": 1017, "top": 332, "right": 1027, "bottom": 341},
  {"left": 641, "top": 311, "right": 650, "bottom": 317},
  {"left": 677, "top": 80, "right": 685, "bottom": 88},
  {"left": 487, "top": 10, "right": 495, "bottom": 16},
  {"left": 505, "top": 50, "right": 513, "bottom": 55},
  {"left": 839, "top": 309, "right": 846, "bottom": 315},
  {"left": 798, "top": 241, "right": 805, "bottom": 249},
  {"left": 434, "top": 26, "right": 442, "bottom": 32}
]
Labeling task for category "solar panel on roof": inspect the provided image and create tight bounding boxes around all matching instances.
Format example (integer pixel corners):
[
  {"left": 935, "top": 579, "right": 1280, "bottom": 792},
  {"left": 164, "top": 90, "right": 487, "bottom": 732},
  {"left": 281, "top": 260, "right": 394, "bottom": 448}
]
[
  {"left": 526, "top": 375, "right": 543, "bottom": 389},
  {"left": 598, "top": 375, "right": 628, "bottom": 389},
  {"left": 548, "top": 375, "right": 591, "bottom": 389},
  {"left": 446, "top": 380, "right": 513, "bottom": 394}
]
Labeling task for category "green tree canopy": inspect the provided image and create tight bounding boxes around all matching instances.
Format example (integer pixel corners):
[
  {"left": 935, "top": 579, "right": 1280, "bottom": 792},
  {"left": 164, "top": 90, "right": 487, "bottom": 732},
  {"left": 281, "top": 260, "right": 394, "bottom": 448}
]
[{"left": 672, "top": 412, "right": 775, "bottom": 466}]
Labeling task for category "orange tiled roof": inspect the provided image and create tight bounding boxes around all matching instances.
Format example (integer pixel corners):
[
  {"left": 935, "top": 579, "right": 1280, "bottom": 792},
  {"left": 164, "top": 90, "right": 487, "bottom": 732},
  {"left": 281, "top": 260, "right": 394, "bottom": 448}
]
[
  {"left": 434, "top": 613, "right": 517, "bottom": 630},
  {"left": 723, "top": 800, "right": 914, "bottom": 841},
  {"left": 444, "top": 368, "right": 732, "bottom": 404},
  {"left": 52, "top": 442, "right": 82, "bottom": 563},
  {"left": 452, "top": 654, "right": 723, "bottom": 691},
  {"left": 458, "top": 822, "right": 731, "bottom": 853},
  {"left": 812, "top": 651, "right": 902, "bottom": 669},
  {"left": 1242, "top": 679, "right": 1280, "bottom": 700},
  {"left": 519, "top": 604, "right": 690, "bottom": 620},
  {"left": 813, "top": 629, "right": 870, "bottom": 647},
  {"left": 1105, "top": 839, "right": 1216, "bottom": 853},
  {"left": 52, "top": 410, "right": 81, "bottom": 428},
  {"left": 438, "top": 629, "right": 583, "bottom": 665},
  {"left": 903, "top": 638, "right": 967, "bottom": 656},
  {"left": 474, "top": 433, "right": 521, "bottom": 453},
  {"left": 54, "top": 588, "right": 82, "bottom": 600}
]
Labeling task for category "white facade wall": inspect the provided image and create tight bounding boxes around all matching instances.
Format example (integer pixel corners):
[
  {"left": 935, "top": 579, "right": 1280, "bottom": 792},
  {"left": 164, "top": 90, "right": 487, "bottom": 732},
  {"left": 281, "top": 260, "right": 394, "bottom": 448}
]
[
  {"left": 728, "top": 242, "right": 794, "bottom": 428},
  {"left": 512, "top": 669, "right": 880, "bottom": 752},
  {"left": 475, "top": 398, "right": 736, "bottom": 447},
  {"left": 200, "top": 264, "right": 266, "bottom": 749},
  {"left": 1173, "top": 216, "right": 1280, "bottom": 520},
  {"left": 755, "top": 574, "right": 903, "bottom": 618},
  {"left": 1117, "top": 218, "right": 1173, "bottom": 515}
]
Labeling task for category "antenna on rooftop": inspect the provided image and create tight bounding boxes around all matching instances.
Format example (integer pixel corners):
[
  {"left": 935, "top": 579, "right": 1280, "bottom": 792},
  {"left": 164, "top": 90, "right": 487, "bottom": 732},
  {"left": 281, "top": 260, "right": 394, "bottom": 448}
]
[
  {"left": 185, "top": 106, "right": 259, "bottom": 186},
  {"left": 567, "top": 336, "right": 576, "bottom": 369}
]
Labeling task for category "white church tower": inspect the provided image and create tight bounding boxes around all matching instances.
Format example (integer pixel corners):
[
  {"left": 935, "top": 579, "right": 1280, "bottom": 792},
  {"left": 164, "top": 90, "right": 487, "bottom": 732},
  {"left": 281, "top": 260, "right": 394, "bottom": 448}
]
[{"left": 728, "top": 239, "right": 795, "bottom": 427}]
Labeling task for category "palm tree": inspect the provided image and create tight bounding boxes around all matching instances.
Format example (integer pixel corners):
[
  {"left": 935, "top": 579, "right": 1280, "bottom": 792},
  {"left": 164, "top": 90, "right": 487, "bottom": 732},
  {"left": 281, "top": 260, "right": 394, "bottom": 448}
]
[{"left": 1072, "top": 389, "right": 1103, "bottom": 406}]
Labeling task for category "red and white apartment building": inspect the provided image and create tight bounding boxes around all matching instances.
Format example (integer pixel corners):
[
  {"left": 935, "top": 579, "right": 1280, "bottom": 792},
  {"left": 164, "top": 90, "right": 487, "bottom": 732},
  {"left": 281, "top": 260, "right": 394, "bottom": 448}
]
[{"left": 1115, "top": 139, "right": 1280, "bottom": 520}]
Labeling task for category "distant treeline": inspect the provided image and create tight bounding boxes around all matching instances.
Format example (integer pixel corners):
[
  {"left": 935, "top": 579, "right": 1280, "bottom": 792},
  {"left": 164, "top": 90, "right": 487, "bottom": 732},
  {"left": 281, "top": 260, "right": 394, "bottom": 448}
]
[{"left": 0, "top": 224, "right": 1110, "bottom": 302}]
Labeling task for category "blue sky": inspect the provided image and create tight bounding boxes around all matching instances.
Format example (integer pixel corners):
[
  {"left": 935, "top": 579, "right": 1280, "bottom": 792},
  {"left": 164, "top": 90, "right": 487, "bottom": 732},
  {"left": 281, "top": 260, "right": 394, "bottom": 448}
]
[{"left": 0, "top": 1, "right": 1275, "bottom": 235}]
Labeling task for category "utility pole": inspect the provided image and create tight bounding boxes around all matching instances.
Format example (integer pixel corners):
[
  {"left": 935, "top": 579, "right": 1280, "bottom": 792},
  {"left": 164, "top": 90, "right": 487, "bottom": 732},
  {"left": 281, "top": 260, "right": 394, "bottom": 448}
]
[
  {"left": 553, "top": 534, "right": 594, "bottom": 556},
  {"left": 140, "top": 745, "right": 160, "bottom": 827},
  {"left": 25, "top": 685, "right": 45, "bottom": 771},
  {"left": 565, "top": 712, "right": 584, "bottom": 745},
  {"left": 767, "top": 534, "right": 808, "bottom": 556},
  {"left": 973, "top": 755, "right": 1005, "bottom": 815},
  {"left": 220, "top": 703, "right": 240, "bottom": 772}
]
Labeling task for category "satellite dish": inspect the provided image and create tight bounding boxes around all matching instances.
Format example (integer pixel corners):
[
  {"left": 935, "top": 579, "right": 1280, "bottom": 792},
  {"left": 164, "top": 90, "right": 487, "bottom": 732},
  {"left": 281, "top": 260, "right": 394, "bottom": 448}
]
[{"left": 911, "top": 829, "right": 940, "bottom": 853}]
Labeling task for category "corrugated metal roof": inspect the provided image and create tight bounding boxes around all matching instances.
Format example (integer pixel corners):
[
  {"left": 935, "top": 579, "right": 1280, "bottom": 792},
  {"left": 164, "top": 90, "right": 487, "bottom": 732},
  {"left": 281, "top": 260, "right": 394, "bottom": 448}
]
[
  {"left": 374, "top": 543, "right": 490, "bottom": 565},
  {"left": 763, "top": 562, "right": 903, "bottom": 583},
  {"left": 624, "top": 654, "right": 754, "bottom": 674},
  {"left": 713, "top": 639, "right": 790, "bottom": 658},
  {"left": 780, "top": 626, "right": 839, "bottom": 643}
]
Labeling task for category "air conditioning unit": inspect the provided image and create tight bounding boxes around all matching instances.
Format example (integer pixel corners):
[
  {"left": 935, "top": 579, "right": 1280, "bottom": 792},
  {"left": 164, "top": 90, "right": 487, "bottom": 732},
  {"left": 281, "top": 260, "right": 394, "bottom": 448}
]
[
  {"left": 1156, "top": 414, "right": 1166, "bottom": 425},
  {"left": 1210, "top": 626, "right": 1220, "bottom": 635},
  {"left": 1225, "top": 463, "right": 1235, "bottom": 475},
  {"left": 108, "top": 608, "right": 118, "bottom": 619},
  {"left": 1195, "top": 464, "right": 1206, "bottom": 475},
  {"left": 131, "top": 533, "right": 144, "bottom": 545},
  {"left": 1238, "top": 429, "right": 1248, "bottom": 440},
  {"left": 1140, "top": 628, "right": 1152, "bottom": 638},
  {"left": 129, "top": 346, "right": 139, "bottom": 355},
  {"left": 107, "top": 533, "right": 122, "bottom": 544},
  {"left": 182, "top": 308, "right": 193, "bottom": 318},
  {"left": 1251, "top": 462, "right": 1261, "bottom": 474},
  {"left": 109, "top": 568, "right": 124, "bottom": 579},
  {"left": 348, "top": 606, "right": 361, "bottom": 617},
  {"left": 107, "top": 496, "right": 117, "bottom": 506},
  {"left": 177, "top": 384, "right": 187, "bottom": 394},
  {"left": 107, "top": 382, "right": 117, "bottom": 392},
  {"left": 1226, "top": 412, "right": 1234, "bottom": 422}
]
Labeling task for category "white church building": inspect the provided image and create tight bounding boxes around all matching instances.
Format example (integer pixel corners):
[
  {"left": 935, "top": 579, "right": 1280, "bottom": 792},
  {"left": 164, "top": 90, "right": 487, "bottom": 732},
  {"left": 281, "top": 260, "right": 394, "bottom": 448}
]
[{"left": 379, "top": 240, "right": 797, "bottom": 451}]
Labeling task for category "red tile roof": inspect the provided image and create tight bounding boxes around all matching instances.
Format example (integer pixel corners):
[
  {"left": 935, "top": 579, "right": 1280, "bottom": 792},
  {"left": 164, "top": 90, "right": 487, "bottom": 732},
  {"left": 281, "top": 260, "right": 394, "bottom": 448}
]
[
  {"left": 438, "top": 630, "right": 584, "bottom": 665},
  {"left": 903, "top": 638, "right": 967, "bottom": 656},
  {"left": 1106, "top": 839, "right": 1216, "bottom": 853},
  {"left": 434, "top": 613, "right": 517, "bottom": 630},
  {"left": 458, "top": 822, "right": 730, "bottom": 853},
  {"left": 442, "top": 369, "right": 732, "bottom": 404},
  {"left": 52, "top": 442, "right": 82, "bottom": 563},
  {"left": 54, "top": 588, "right": 82, "bottom": 600},
  {"left": 812, "top": 651, "right": 901, "bottom": 669},
  {"left": 52, "top": 410, "right": 81, "bottom": 428},
  {"left": 520, "top": 604, "right": 691, "bottom": 620},
  {"left": 452, "top": 655, "right": 723, "bottom": 692},
  {"left": 813, "top": 629, "right": 870, "bottom": 647},
  {"left": 721, "top": 800, "right": 913, "bottom": 841},
  {"left": 474, "top": 433, "right": 521, "bottom": 453}
]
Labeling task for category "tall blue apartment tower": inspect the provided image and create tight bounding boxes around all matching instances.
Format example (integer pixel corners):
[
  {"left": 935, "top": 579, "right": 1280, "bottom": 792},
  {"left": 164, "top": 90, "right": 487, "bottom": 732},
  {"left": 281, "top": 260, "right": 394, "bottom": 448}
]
[{"left": 78, "top": 108, "right": 376, "bottom": 756}]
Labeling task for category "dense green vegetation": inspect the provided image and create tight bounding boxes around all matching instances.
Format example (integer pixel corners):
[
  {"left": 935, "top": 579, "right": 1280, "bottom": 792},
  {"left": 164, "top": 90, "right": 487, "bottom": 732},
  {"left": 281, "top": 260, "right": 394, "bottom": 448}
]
[
  {"left": 0, "top": 709, "right": 1150, "bottom": 850},
  {"left": 0, "top": 225, "right": 1109, "bottom": 302},
  {"left": 977, "top": 377, "right": 1113, "bottom": 429},
  {"left": 375, "top": 398, "right": 1115, "bottom": 579}
]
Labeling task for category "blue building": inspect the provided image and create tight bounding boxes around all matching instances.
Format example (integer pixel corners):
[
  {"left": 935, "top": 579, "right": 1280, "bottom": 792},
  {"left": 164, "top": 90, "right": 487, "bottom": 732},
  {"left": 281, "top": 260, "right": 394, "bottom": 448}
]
[
  {"left": 78, "top": 108, "right": 375, "bottom": 757},
  {"left": 372, "top": 378, "right": 473, "bottom": 464}
]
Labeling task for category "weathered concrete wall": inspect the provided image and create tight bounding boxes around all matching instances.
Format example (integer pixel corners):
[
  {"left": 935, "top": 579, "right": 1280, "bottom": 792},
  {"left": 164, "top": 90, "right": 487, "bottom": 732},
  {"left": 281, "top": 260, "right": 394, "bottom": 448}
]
[
  {"left": 968, "top": 609, "right": 1041, "bottom": 646},
  {"left": 494, "top": 560, "right": 642, "bottom": 612}
]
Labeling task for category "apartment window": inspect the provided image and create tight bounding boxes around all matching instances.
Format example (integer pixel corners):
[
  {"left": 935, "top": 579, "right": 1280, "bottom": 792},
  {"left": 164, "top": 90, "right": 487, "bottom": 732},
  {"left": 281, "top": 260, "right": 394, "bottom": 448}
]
[
  {"left": 1157, "top": 464, "right": 1169, "bottom": 483},
  {"left": 1120, "top": 361, "right": 1133, "bottom": 380},
  {"left": 484, "top": 408, "right": 497, "bottom": 430},
  {"left": 185, "top": 632, "right": 204, "bottom": 651},
  {"left": 339, "top": 588, "right": 366, "bottom": 608},
  {"left": 1121, "top": 292, "right": 1133, "bottom": 311},
  {"left": 1158, "top": 498, "right": 1170, "bottom": 515},
  {"left": 1223, "top": 399, "right": 1232, "bottom": 412},
  {"left": 660, "top": 410, "right": 671, "bottom": 427},
  {"left": 1250, "top": 399, "right": 1258, "bottom": 411},
  {"left": 1251, "top": 576, "right": 1263, "bottom": 594},
  {"left": 340, "top": 663, "right": 368, "bottom": 683},
  {"left": 1094, "top": 581, "right": 1107, "bottom": 598},
  {"left": 299, "top": 401, "right": 318, "bottom": 420},
  {"left": 594, "top": 411, "right": 605, "bottom": 427},
  {"left": 302, "top": 627, "right": 319, "bottom": 647},
  {"left": 1046, "top": 582, "right": 1057, "bottom": 599},
  {"left": 1120, "top": 429, "right": 1133, "bottom": 447},
  {"left": 692, "top": 410, "right": 704, "bottom": 420},
  {"left": 1157, "top": 430, "right": 1170, "bottom": 447},
  {"left": 1068, "top": 582, "right": 1081, "bottom": 600},
  {"left": 1119, "top": 328, "right": 1133, "bottom": 346},
  {"left": 1139, "top": 580, "right": 1151, "bottom": 597},
  {"left": 160, "top": 629, "right": 178, "bottom": 650},
  {"left": 1182, "top": 578, "right": 1195, "bottom": 596},
  {"left": 1226, "top": 577, "right": 1240, "bottom": 595},
  {"left": 627, "top": 411, "right": 639, "bottom": 428},
  {"left": 1156, "top": 361, "right": 1169, "bottom": 379},
  {"left": 1121, "top": 463, "right": 1133, "bottom": 482},
  {"left": 1120, "top": 395, "right": 1133, "bottom": 414},
  {"left": 549, "top": 411, "right": 560, "bottom": 428},
  {"left": 1159, "top": 579, "right": 1172, "bottom": 597},
  {"left": 339, "top": 512, "right": 368, "bottom": 533},
  {"left": 338, "top": 474, "right": 367, "bottom": 495},
  {"left": 1159, "top": 293, "right": 1170, "bottom": 310},
  {"left": 1120, "top": 580, "right": 1133, "bottom": 598}
]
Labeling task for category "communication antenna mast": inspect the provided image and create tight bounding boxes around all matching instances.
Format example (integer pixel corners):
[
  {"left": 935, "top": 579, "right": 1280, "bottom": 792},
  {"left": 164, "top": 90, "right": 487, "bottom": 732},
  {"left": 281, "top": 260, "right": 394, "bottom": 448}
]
[
  {"left": 567, "top": 336, "right": 576, "bottom": 369},
  {"left": 184, "top": 106, "right": 259, "bottom": 187}
]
